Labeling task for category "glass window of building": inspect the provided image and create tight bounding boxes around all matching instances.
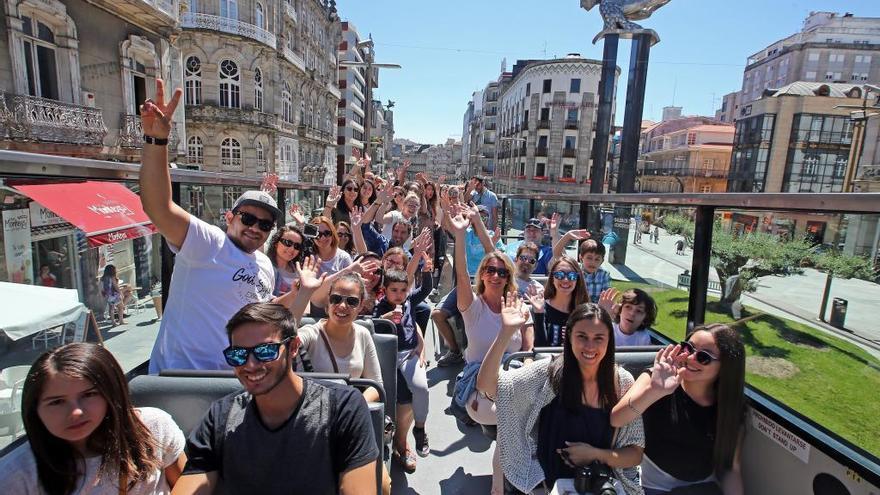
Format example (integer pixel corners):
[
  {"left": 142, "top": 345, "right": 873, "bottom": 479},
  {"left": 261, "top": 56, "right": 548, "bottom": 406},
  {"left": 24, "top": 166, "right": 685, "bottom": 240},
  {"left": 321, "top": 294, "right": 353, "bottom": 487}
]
[
  {"left": 184, "top": 56, "right": 202, "bottom": 106},
  {"left": 220, "top": 0, "right": 238, "bottom": 19},
  {"left": 187, "top": 136, "right": 203, "bottom": 165},
  {"left": 562, "top": 163, "right": 575, "bottom": 178},
  {"left": 564, "top": 136, "right": 576, "bottom": 149},
  {"left": 220, "top": 137, "right": 242, "bottom": 170},
  {"left": 254, "top": 68, "right": 263, "bottom": 112},
  {"left": 283, "top": 82, "right": 293, "bottom": 123},
  {"left": 20, "top": 15, "right": 59, "bottom": 100},
  {"left": 570, "top": 78, "right": 581, "bottom": 93},
  {"left": 219, "top": 60, "right": 241, "bottom": 109},
  {"left": 535, "top": 162, "right": 546, "bottom": 176},
  {"left": 255, "top": 2, "right": 265, "bottom": 29},
  {"left": 542, "top": 79, "right": 551, "bottom": 94}
]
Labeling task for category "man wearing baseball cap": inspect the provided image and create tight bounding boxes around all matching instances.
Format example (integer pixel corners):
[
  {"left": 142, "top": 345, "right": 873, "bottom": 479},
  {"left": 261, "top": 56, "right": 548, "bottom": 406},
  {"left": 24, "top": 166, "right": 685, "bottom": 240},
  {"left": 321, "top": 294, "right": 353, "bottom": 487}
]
[{"left": 137, "top": 79, "right": 309, "bottom": 372}]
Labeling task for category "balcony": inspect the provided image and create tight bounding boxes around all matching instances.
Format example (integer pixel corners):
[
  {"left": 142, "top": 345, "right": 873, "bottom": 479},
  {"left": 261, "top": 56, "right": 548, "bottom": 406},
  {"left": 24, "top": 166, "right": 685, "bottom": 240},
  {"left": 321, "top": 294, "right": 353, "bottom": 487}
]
[
  {"left": 0, "top": 93, "right": 107, "bottom": 146},
  {"left": 118, "top": 114, "right": 179, "bottom": 150},
  {"left": 298, "top": 125, "right": 335, "bottom": 145},
  {"left": 182, "top": 13, "right": 277, "bottom": 49},
  {"left": 87, "top": 0, "right": 178, "bottom": 31},
  {"left": 563, "top": 148, "right": 577, "bottom": 158},
  {"left": 327, "top": 83, "right": 341, "bottom": 100},
  {"left": 283, "top": 2, "right": 298, "bottom": 23},
  {"left": 187, "top": 105, "right": 278, "bottom": 129},
  {"left": 565, "top": 119, "right": 579, "bottom": 129},
  {"left": 537, "top": 119, "right": 550, "bottom": 130},
  {"left": 485, "top": 123, "right": 497, "bottom": 131},
  {"left": 283, "top": 47, "right": 306, "bottom": 72},
  {"left": 640, "top": 166, "right": 729, "bottom": 179},
  {"left": 535, "top": 146, "right": 548, "bottom": 157}
]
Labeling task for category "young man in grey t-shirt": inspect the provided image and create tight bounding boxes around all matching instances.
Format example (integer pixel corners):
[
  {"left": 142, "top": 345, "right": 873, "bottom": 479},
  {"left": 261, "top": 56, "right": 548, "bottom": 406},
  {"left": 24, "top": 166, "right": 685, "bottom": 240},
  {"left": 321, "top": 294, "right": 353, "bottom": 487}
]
[{"left": 173, "top": 303, "right": 378, "bottom": 494}]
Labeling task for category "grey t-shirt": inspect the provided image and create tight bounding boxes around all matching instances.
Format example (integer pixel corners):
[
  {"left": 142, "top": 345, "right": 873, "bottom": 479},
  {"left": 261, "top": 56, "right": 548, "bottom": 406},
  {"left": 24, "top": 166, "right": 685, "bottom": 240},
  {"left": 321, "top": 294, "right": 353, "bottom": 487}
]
[{"left": 182, "top": 378, "right": 378, "bottom": 494}]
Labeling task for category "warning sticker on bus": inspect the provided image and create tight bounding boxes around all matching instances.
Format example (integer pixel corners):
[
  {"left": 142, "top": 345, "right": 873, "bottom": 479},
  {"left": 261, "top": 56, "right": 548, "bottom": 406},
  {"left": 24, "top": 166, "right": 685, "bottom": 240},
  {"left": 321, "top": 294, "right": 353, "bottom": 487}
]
[{"left": 751, "top": 409, "right": 811, "bottom": 463}]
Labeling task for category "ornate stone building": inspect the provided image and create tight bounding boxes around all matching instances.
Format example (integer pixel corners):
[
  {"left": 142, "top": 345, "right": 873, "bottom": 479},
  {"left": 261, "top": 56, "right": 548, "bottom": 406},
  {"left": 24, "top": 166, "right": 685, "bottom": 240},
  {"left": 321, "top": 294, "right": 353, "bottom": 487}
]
[{"left": 179, "top": 0, "right": 341, "bottom": 183}]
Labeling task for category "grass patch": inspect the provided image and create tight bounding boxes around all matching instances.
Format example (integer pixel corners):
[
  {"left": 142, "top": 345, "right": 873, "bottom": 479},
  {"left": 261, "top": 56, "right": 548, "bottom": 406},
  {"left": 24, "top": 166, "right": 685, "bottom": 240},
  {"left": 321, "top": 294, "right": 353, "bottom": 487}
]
[{"left": 613, "top": 281, "right": 880, "bottom": 458}]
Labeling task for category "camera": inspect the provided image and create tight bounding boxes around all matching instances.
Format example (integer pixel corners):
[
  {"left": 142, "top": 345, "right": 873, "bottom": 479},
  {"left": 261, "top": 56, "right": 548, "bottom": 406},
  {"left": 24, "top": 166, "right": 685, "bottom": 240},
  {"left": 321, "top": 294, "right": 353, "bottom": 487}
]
[
  {"left": 573, "top": 461, "right": 615, "bottom": 495},
  {"left": 300, "top": 224, "right": 317, "bottom": 259}
]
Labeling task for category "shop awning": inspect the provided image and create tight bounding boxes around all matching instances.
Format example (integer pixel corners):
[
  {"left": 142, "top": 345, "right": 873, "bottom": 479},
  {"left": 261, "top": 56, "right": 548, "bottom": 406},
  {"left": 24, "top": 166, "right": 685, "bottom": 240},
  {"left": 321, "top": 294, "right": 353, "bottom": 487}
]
[{"left": 13, "top": 181, "right": 157, "bottom": 247}]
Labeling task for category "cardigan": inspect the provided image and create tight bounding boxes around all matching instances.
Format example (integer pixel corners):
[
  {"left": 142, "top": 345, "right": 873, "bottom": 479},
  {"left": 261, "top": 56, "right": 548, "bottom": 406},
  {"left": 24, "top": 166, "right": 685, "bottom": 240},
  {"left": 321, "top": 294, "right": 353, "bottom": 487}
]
[{"left": 496, "top": 359, "right": 645, "bottom": 494}]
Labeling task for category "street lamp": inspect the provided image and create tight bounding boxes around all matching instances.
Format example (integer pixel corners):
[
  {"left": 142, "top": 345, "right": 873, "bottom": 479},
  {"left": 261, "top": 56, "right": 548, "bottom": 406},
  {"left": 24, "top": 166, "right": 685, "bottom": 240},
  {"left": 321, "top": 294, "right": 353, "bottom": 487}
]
[{"left": 338, "top": 36, "right": 401, "bottom": 183}]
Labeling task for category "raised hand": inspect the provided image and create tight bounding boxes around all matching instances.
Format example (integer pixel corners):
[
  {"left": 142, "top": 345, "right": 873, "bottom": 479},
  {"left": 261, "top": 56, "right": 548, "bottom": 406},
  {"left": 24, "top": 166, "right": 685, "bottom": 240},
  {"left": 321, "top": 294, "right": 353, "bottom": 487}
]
[
  {"left": 549, "top": 212, "right": 561, "bottom": 231},
  {"left": 463, "top": 202, "right": 481, "bottom": 222},
  {"left": 326, "top": 185, "right": 341, "bottom": 208},
  {"left": 140, "top": 79, "right": 182, "bottom": 139},
  {"left": 566, "top": 229, "right": 590, "bottom": 241},
  {"left": 500, "top": 292, "right": 527, "bottom": 331},
  {"left": 446, "top": 210, "right": 469, "bottom": 235},
  {"left": 650, "top": 344, "right": 685, "bottom": 395},
  {"left": 525, "top": 284, "right": 545, "bottom": 313},
  {"left": 349, "top": 207, "right": 363, "bottom": 226},
  {"left": 421, "top": 252, "right": 434, "bottom": 273},
  {"left": 412, "top": 227, "right": 432, "bottom": 255},
  {"left": 598, "top": 288, "right": 620, "bottom": 315},
  {"left": 376, "top": 184, "right": 394, "bottom": 204},
  {"left": 295, "top": 256, "right": 326, "bottom": 291},
  {"left": 438, "top": 187, "right": 451, "bottom": 211},
  {"left": 415, "top": 172, "right": 428, "bottom": 184},
  {"left": 492, "top": 226, "right": 501, "bottom": 245},
  {"left": 288, "top": 204, "right": 306, "bottom": 225},
  {"left": 348, "top": 257, "right": 379, "bottom": 276}
]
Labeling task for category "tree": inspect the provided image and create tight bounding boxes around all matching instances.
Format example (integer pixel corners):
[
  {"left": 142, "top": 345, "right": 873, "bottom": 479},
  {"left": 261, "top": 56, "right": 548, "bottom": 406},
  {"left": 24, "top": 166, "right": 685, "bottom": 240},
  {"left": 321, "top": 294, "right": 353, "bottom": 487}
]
[{"left": 814, "top": 251, "right": 876, "bottom": 322}]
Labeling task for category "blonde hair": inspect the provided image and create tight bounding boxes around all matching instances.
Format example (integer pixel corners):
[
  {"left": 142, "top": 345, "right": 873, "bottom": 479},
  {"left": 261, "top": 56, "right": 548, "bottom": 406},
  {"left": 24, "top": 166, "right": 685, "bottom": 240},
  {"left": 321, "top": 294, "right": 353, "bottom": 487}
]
[
  {"left": 311, "top": 216, "right": 338, "bottom": 249},
  {"left": 474, "top": 252, "right": 517, "bottom": 296}
]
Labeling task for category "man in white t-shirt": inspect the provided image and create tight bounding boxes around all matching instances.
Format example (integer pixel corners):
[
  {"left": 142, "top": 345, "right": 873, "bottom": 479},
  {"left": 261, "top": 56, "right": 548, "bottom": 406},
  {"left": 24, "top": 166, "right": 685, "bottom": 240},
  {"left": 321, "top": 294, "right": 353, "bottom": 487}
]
[{"left": 139, "top": 80, "right": 311, "bottom": 372}]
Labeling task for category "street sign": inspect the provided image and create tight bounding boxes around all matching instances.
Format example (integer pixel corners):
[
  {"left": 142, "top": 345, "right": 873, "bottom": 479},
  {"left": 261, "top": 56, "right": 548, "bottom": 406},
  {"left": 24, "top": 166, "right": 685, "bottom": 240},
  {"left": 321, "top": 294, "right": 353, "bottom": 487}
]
[{"left": 613, "top": 217, "right": 630, "bottom": 230}]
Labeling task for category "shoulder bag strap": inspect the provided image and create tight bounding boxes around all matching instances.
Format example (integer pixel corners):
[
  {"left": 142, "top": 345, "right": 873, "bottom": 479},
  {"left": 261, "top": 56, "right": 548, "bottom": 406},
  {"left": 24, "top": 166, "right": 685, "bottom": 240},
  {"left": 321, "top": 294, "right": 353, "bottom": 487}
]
[{"left": 318, "top": 328, "right": 340, "bottom": 373}]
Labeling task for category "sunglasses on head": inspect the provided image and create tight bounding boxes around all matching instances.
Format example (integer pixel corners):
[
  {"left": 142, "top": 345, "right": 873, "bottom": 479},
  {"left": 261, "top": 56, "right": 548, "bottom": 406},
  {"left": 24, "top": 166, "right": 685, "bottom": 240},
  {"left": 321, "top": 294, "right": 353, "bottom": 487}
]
[
  {"left": 517, "top": 255, "right": 537, "bottom": 265},
  {"left": 484, "top": 265, "right": 510, "bottom": 278},
  {"left": 316, "top": 230, "right": 333, "bottom": 239},
  {"left": 222, "top": 337, "right": 291, "bottom": 367},
  {"left": 278, "top": 238, "right": 302, "bottom": 249},
  {"left": 329, "top": 294, "right": 361, "bottom": 306},
  {"left": 680, "top": 341, "right": 719, "bottom": 365},
  {"left": 552, "top": 270, "right": 580, "bottom": 281},
  {"left": 235, "top": 211, "right": 274, "bottom": 232}
]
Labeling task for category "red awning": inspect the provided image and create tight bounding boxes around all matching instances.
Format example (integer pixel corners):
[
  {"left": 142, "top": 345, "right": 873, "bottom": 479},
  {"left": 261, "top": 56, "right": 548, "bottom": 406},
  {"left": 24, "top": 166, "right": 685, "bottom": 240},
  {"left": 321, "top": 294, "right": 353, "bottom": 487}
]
[{"left": 14, "top": 181, "right": 157, "bottom": 247}]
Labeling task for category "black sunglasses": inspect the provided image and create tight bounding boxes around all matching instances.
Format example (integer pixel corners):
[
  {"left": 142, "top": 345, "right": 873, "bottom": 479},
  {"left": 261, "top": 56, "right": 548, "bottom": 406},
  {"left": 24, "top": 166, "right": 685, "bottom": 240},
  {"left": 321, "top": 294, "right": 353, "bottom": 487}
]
[
  {"left": 329, "top": 294, "right": 361, "bottom": 306},
  {"left": 338, "top": 232, "right": 351, "bottom": 238},
  {"left": 223, "top": 337, "right": 291, "bottom": 367},
  {"left": 278, "top": 238, "right": 302, "bottom": 250},
  {"left": 345, "top": 186, "right": 359, "bottom": 192},
  {"left": 517, "top": 255, "right": 537, "bottom": 265},
  {"left": 235, "top": 211, "right": 274, "bottom": 232},
  {"left": 316, "top": 230, "right": 333, "bottom": 238},
  {"left": 552, "top": 270, "right": 579, "bottom": 281},
  {"left": 680, "top": 341, "right": 719, "bottom": 365},
  {"left": 484, "top": 265, "right": 510, "bottom": 278}
]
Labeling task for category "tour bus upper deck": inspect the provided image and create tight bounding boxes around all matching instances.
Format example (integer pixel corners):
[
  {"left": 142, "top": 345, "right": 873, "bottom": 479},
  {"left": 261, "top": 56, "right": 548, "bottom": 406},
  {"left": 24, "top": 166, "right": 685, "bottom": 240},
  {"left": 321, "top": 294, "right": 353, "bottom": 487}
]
[{"left": 1, "top": 151, "right": 879, "bottom": 494}]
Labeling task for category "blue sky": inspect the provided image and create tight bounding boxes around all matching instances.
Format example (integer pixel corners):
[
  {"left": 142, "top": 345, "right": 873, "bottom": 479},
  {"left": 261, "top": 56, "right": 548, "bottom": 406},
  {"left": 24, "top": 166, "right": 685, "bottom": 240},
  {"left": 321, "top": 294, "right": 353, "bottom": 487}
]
[{"left": 335, "top": 0, "right": 880, "bottom": 144}]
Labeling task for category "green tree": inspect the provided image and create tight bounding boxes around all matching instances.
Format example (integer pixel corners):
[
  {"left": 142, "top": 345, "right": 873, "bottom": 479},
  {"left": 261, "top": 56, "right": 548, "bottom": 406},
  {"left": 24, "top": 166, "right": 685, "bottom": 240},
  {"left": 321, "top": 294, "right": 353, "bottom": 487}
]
[{"left": 814, "top": 251, "right": 876, "bottom": 322}]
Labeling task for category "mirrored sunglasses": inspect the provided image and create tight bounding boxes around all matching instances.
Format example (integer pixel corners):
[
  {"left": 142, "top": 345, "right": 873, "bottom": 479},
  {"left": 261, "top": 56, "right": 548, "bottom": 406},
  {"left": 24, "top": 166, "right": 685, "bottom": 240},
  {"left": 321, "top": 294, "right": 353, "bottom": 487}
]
[
  {"left": 517, "top": 255, "right": 537, "bottom": 265},
  {"left": 552, "top": 271, "right": 580, "bottom": 281},
  {"left": 222, "top": 337, "right": 291, "bottom": 367}
]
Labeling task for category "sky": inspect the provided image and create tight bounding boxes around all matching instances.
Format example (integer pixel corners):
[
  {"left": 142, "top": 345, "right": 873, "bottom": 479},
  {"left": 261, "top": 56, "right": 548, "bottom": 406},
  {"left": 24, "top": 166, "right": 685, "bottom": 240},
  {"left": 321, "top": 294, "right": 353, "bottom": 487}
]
[{"left": 335, "top": 0, "right": 880, "bottom": 144}]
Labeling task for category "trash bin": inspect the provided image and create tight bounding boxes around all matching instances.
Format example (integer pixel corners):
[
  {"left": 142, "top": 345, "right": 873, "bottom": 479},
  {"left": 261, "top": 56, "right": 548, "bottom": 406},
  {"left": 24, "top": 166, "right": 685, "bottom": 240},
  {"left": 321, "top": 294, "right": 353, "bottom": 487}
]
[{"left": 829, "top": 298, "right": 848, "bottom": 330}]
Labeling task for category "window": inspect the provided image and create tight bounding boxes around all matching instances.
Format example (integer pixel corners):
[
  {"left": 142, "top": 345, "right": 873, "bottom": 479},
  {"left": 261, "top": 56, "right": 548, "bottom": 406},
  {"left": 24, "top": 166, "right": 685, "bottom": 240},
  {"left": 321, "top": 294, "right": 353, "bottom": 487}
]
[
  {"left": 700, "top": 185, "right": 712, "bottom": 193},
  {"left": 567, "top": 108, "right": 578, "bottom": 123},
  {"left": 535, "top": 163, "right": 546, "bottom": 177},
  {"left": 828, "top": 53, "right": 844, "bottom": 63},
  {"left": 223, "top": 186, "right": 244, "bottom": 211},
  {"left": 570, "top": 78, "right": 581, "bottom": 93},
  {"left": 220, "top": 0, "right": 238, "bottom": 19},
  {"left": 256, "top": 141, "right": 266, "bottom": 171},
  {"left": 221, "top": 137, "right": 242, "bottom": 169},
  {"left": 807, "top": 52, "right": 820, "bottom": 62},
  {"left": 538, "top": 135, "right": 548, "bottom": 148},
  {"left": 562, "top": 164, "right": 575, "bottom": 178},
  {"left": 805, "top": 71, "right": 817, "bottom": 80},
  {"left": 20, "top": 15, "right": 59, "bottom": 100},
  {"left": 855, "top": 55, "right": 871, "bottom": 64},
  {"left": 542, "top": 79, "right": 551, "bottom": 94},
  {"left": 187, "top": 136, "right": 203, "bottom": 164},
  {"left": 526, "top": 83, "right": 531, "bottom": 96},
  {"left": 254, "top": 68, "right": 263, "bottom": 111},
  {"left": 564, "top": 136, "right": 576, "bottom": 149},
  {"left": 184, "top": 56, "right": 202, "bottom": 105},
  {"left": 131, "top": 62, "right": 147, "bottom": 115},
  {"left": 540, "top": 108, "right": 550, "bottom": 120},
  {"left": 687, "top": 133, "right": 696, "bottom": 146},
  {"left": 219, "top": 60, "right": 240, "bottom": 108},
  {"left": 282, "top": 83, "right": 293, "bottom": 123},
  {"left": 255, "top": 2, "right": 265, "bottom": 29}
]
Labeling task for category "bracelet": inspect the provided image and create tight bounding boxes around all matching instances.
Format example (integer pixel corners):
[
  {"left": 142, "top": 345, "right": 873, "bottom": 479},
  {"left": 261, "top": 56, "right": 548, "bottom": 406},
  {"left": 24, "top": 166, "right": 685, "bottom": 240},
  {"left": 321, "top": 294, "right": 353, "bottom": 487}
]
[
  {"left": 627, "top": 397, "right": 643, "bottom": 416},
  {"left": 143, "top": 135, "right": 169, "bottom": 146}
]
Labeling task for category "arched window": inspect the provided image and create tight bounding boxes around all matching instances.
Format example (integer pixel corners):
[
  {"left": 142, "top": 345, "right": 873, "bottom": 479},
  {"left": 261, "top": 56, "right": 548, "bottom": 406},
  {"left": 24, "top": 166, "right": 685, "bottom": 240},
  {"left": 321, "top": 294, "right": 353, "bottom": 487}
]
[
  {"left": 20, "top": 15, "right": 59, "bottom": 99},
  {"left": 256, "top": 141, "right": 266, "bottom": 171},
  {"left": 299, "top": 91, "right": 305, "bottom": 125},
  {"left": 220, "top": 0, "right": 238, "bottom": 20},
  {"left": 187, "top": 136, "right": 203, "bottom": 165},
  {"left": 255, "top": 2, "right": 265, "bottom": 30},
  {"left": 219, "top": 60, "right": 240, "bottom": 108},
  {"left": 282, "top": 82, "right": 293, "bottom": 123},
  {"left": 185, "top": 56, "right": 202, "bottom": 106},
  {"left": 221, "top": 137, "right": 242, "bottom": 169},
  {"left": 254, "top": 67, "right": 263, "bottom": 111}
]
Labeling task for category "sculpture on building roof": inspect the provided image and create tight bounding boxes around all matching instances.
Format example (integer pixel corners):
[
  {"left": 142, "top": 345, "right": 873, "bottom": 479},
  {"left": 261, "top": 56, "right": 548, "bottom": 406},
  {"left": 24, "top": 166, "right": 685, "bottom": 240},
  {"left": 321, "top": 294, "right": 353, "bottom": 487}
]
[{"left": 580, "top": 0, "right": 671, "bottom": 44}]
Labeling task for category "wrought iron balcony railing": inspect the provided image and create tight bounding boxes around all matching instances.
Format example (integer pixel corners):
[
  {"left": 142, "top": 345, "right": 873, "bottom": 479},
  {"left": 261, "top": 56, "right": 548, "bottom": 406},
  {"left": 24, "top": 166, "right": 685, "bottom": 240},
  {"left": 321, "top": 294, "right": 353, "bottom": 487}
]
[
  {"left": 0, "top": 92, "right": 107, "bottom": 146},
  {"left": 118, "top": 114, "right": 179, "bottom": 150},
  {"left": 537, "top": 119, "right": 550, "bottom": 129},
  {"left": 182, "top": 13, "right": 277, "bottom": 49},
  {"left": 563, "top": 148, "right": 577, "bottom": 158}
]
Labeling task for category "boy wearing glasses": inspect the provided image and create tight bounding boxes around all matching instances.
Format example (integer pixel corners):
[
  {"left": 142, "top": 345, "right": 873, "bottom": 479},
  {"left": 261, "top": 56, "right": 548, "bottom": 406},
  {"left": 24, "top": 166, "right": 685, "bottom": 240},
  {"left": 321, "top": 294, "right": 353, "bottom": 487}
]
[
  {"left": 175, "top": 303, "right": 378, "bottom": 494},
  {"left": 139, "top": 80, "right": 312, "bottom": 373}
]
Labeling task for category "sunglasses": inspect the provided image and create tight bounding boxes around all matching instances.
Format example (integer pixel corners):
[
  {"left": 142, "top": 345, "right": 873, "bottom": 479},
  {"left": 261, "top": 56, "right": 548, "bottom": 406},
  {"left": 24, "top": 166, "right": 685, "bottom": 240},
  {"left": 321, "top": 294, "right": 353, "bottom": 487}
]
[
  {"left": 338, "top": 232, "right": 351, "bottom": 238},
  {"left": 680, "top": 341, "right": 720, "bottom": 365},
  {"left": 223, "top": 337, "right": 291, "bottom": 367},
  {"left": 517, "top": 255, "right": 537, "bottom": 265},
  {"left": 345, "top": 186, "right": 359, "bottom": 192},
  {"left": 316, "top": 230, "right": 333, "bottom": 239},
  {"left": 329, "top": 294, "right": 361, "bottom": 306},
  {"left": 552, "top": 270, "right": 580, "bottom": 281},
  {"left": 235, "top": 211, "right": 274, "bottom": 232},
  {"left": 278, "top": 238, "right": 302, "bottom": 250},
  {"left": 484, "top": 265, "right": 510, "bottom": 278}
]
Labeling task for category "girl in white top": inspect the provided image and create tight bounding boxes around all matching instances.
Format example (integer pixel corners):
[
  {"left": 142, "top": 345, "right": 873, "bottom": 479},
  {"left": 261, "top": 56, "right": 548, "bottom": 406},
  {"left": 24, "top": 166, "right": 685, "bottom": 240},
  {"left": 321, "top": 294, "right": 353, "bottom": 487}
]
[
  {"left": 0, "top": 343, "right": 185, "bottom": 495},
  {"left": 267, "top": 225, "right": 305, "bottom": 296}
]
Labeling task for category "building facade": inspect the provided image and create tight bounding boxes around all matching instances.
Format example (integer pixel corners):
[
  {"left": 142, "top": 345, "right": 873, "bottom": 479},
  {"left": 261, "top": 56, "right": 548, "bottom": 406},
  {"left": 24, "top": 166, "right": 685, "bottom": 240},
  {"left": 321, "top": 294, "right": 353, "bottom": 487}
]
[
  {"left": 179, "top": 0, "right": 341, "bottom": 184},
  {"left": 335, "top": 21, "right": 367, "bottom": 173},
  {"left": 714, "top": 91, "right": 742, "bottom": 123},
  {"left": 495, "top": 56, "right": 617, "bottom": 194},
  {"left": 369, "top": 98, "right": 394, "bottom": 173},
  {"left": 740, "top": 12, "right": 880, "bottom": 105},
  {"left": 637, "top": 119, "right": 735, "bottom": 193}
]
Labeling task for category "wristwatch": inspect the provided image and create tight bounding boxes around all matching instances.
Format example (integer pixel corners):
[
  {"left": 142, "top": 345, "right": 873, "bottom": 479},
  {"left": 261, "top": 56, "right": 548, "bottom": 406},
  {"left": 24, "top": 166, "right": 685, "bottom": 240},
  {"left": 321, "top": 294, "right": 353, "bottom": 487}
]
[{"left": 143, "top": 135, "right": 169, "bottom": 146}]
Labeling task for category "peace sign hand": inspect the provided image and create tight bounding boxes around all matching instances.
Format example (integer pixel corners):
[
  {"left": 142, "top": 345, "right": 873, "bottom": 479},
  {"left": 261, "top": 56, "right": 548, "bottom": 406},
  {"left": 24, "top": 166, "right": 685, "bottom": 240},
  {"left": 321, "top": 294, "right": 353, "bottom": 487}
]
[{"left": 140, "top": 79, "right": 182, "bottom": 139}]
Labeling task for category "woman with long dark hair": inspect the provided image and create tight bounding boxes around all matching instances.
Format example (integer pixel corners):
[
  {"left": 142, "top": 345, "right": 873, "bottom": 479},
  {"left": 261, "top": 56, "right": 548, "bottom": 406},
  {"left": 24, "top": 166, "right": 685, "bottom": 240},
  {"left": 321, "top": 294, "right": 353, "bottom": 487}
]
[
  {"left": 267, "top": 225, "right": 305, "bottom": 296},
  {"left": 611, "top": 324, "right": 746, "bottom": 495},
  {"left": 323, "top": 179, "right": 360, "bottom": 225},
  {"left": 0, "top": 343, "right": 186, "bottom": 494},
  {"left": 359, "top": 179, "right": 377, "bottom": 209},
  {"left": 525, "top": 255, "right": 589, "bottom": 347},
  {"left": 336, "top": 221, "right": 356, "bottom": 256},
  {"left": 478, "top": 302, "right": 644, "bottom": 495},
  {"left": 100, "top": 264, "right": 132, "bottom": 326}
]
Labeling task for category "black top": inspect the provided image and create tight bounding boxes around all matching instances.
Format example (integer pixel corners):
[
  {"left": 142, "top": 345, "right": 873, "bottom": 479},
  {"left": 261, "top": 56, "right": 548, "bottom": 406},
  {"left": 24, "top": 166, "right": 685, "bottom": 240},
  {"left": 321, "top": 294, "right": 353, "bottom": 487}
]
[
  {"left": 374, "top": 271, "right": 433, "bottom": 351},
  {"left": 183, "top": 377, "right": 378, "bottom": 494},
  {"left": 536, "top": 396, "right": 613, "bottom": 488},
  {"left": 643, "top": 382, "right": 718, "bottom": 481},
  {"left": 532, "top": 302, "right": 569, "bottom": 347}
]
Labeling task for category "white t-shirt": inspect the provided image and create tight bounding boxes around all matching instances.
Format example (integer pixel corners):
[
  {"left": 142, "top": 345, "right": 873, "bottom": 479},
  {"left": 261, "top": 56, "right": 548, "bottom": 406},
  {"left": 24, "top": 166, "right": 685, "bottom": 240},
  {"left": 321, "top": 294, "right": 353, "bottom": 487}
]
[
  {"left": 317, "top": 249, "right": 352, "bottom": 275},
  {"left": 298, "top": 321, "right": 382, "bottom": 387},
  {"left": 613, "top": 322, "right": 652, "bottom": 347},
  {"left": 149, "top": 216, "right": 275, "bottom": 372},
  {"left": 0, "top": 407, "right": 184, "bottom": 495},
  {"left": 461, "top": 293, "right": 525, "bottom": 364}
]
